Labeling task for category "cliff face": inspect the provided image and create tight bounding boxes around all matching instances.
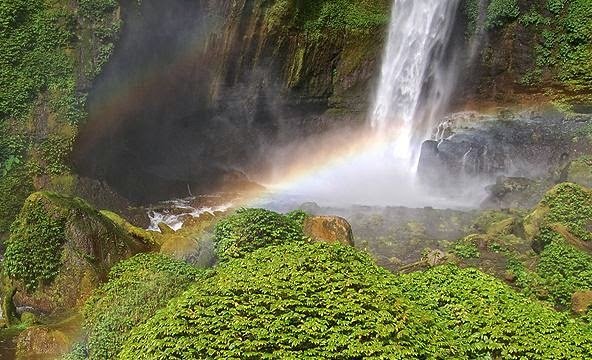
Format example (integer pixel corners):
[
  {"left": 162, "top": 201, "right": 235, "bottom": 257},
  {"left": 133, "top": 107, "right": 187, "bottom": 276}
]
[
  {"left": 73, "top": 0, "right": 391, "bottom": 203},
  {"left": 457, "top": 0, "right": 592, "bottom": 108}
]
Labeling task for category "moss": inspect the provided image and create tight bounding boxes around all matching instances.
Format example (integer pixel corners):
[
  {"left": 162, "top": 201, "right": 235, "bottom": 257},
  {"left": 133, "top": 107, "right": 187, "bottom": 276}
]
[
  {"left": 564, "top": 156, "right": 592, "bottom": 188},
  {"left": 0, "top": 164, "right": 33, "bottom": 235},
  {"left": 101, "top": 210, "right": 162, "bottom": 247}
]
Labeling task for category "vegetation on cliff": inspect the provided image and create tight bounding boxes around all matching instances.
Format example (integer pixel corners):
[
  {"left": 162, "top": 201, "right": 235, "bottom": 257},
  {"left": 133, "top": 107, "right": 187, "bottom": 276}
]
[
  {"left": 0, "top": 0, "right": 120, "bottom": 233},
  {"left": 463, "top": 0, "right": 592, "bottom": 102}
]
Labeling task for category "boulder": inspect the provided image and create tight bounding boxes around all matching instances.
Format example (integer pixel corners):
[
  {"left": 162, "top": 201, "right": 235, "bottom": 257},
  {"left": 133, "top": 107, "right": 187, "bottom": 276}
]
[
  {"left": 15, "top": 315, "right": 80, "bottom": 359},
  {"left": 303, "top": 216, "right": 354, "bottom": 246},
  {"left": 563, "top": 156, "right": 592, "bottom": 188},
  {"left": 4, "top": 192, "right": 154, "bottom": 315},
  {"left": 572, "top": 291, "right": 592, "bottom": 315}
]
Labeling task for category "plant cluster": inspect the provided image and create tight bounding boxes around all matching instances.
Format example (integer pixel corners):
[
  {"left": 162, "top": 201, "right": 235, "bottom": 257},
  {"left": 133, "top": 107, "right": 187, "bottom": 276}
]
[
  {"left": 2, "top": 195, "right": 66, "bottom": 290},
  {"left": 81, "top": 253, "right": 207, "bottom": 360},
  {"left": 266, "top": 0, "right": 390, "bottom": 39},
  {"left": 0, "top": 0, "right": 121, "bottom": 232},
  {"left": 213, "top": 208, "right": 306, "bottom": 261},
  {"left": 118, "top": 243, "right": 435, "bottom": 359},
  {"left": 397, "top": 265, "right": 592, "bottom": 359}
]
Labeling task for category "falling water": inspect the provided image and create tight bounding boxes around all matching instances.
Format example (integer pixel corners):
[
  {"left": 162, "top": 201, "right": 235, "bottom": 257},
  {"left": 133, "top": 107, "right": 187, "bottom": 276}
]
[{"left": 371, "top": 0, "right": 460, "bottom": 161}]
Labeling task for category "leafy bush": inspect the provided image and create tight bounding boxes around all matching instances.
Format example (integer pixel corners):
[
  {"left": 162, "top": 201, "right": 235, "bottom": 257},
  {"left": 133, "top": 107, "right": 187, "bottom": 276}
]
[
  {"left": 537, "top": 240, "right": 592, "bottom": 307},
  {"left": 285, "top": 209, "right": 309, "bottom": 227},
  {"left": 398, "top": 265, "right": 592, "bottom": 359},
  {"left": 451, "top": 241, "right": 481, "bottom": 258},
  {"left": 539, "top": 183, "right": 592, "bottom": 244},
  {"left": 3, "top": 194, "right": 66, "bottom": 290},
  {"left": 118, "top": 243, "right": 437, "bottom": 359},
  {"left": 81, "top": 253, "right": 207, "bottom": 360},
  {"left": 214, "top": 208, "right": 306, "bottom": 261}
]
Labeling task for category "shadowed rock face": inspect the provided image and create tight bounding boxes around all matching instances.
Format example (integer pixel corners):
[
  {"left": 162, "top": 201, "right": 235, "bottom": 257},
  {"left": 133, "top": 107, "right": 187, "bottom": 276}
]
[{"left": 73, "top": 0, "right": 385, "bottom": 205}]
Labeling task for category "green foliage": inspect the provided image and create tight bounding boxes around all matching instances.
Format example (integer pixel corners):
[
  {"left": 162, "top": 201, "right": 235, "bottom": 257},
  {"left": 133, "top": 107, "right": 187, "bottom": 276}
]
[
  {"left": 0, "top": 164, "right": 33, "bottom": 234},
  {"left": 266, "top": 0, "right": 390, "bottom": 39},
  {"left": 485, "top": 0, "right": 520, "bottom": 29},
  {"left": 0, "top": 0, "right": 121, "bottom": 231},
  {"left": 398, "top": 265, "right": 592, "bottom": 359},
  {"left": 538, "top": 240, "right": 592, "bottom": 307},
  {"left": 119, "top": 242, "right": 437, "bottom": 359},
  {"left": 514, "top": 0, "right": 592, "bottom": 96},
  {"left": 0, "top": 0, "right": 75, "bottom": 121},
  {"left": 451, "top": 241, "right": 481, "bottom": 258},
  {"left": 285, "top": 209, "right": 309, "bottom": 227},
  {"left": 539, "top": 182, "right": 592, "bottom": 244},
  {"left": 82, "top": 253, "right": 206, "bottom": 360},
  {"left": 3, "top": 195, "right": 66, "bottom": 290},
  {"left": 214, "top": 208, "right": 306, "bottom": 261}
]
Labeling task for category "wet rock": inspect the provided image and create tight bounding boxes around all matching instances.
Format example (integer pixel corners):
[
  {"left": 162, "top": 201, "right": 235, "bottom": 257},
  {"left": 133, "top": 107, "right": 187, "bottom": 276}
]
[
  {"left": 572, "top": 291, "right": 592, "bottom": 315},
  {"left": 303, "top": 216, "right": 354, "bottom": 246},
  {"left": 15, "top": 315, "right": 80, "bottom": 359},
  {"left": 417, "top": 110, "right": 592, "bottom": 199},
  {"left": 481, "top": 176, "right": 549, "bottom": 209}
]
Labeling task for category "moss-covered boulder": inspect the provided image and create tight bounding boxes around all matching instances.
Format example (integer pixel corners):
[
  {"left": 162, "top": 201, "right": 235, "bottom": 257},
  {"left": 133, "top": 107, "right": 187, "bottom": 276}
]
[
  {"left": 3, "top": 192, "right": 154, "bottom": 315},
  {"left": 563, "top": 156, "right": 592, "bottom": 188},
  {"left": 523, "top": 182, "right": 592, "bottom": 252},
  {"left": 15, "top": 315, "right": 81, "bottom": 360}
]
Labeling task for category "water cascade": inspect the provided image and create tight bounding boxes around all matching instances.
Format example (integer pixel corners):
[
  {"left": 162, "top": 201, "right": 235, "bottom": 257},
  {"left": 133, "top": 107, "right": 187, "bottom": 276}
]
[{"left": 371, "top": 0, "right": 460, "bottom": 162}]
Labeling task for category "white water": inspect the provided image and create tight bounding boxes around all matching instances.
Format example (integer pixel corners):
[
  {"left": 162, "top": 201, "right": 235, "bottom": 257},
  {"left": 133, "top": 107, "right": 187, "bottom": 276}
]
[
  {"left": 371, "top": 0, "right": 460, "bottom": 161},
  {"left": 264, "top": 0, "right": 465, "bottom": 208}
]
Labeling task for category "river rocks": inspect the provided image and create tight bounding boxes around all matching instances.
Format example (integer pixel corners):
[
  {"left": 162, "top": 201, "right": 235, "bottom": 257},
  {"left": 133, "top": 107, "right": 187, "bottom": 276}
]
[
  {"left": 572, "top": 291, "right": 592, "bottom": 315},
  {"left": 303, "top": 216, "right": 354, "bottom": 246},
  {"left": 3, "top": 192, "right": 154, "bottom": 316}
]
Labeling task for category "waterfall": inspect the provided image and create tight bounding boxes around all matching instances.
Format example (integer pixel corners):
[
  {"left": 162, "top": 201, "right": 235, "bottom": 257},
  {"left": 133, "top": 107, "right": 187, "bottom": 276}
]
[{"left": 371, "top": 0, "right": 460, "bottom": 161}]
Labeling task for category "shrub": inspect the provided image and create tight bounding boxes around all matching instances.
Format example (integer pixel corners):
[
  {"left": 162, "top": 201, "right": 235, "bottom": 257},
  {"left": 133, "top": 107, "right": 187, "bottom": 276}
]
[
  {"left": 539, "top": 183, "right": 592, "bottom": 244},
  {"left": 398, "top": 265, "right": 592, "bottom": 359},
  {"left": 214, "top": 208, "right": 306, "bottom": 261},
  {"left": 537, "top": 240, "right": 592, "bottom": 307},
  {"left": 118, "top": 243, "right": 437, "bottom": 359},
  {"left": 82, "top": 253, "right": 207, "bottom": 360}
]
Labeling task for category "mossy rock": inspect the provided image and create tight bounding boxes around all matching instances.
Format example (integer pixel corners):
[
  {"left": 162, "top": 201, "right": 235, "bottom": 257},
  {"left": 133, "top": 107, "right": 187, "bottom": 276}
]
[
  {"left": 160, "top": 232, "right": 217, "bottom": 267},
  {"left": 101, "top": 210, "right": 162, "bottom": 246},
  {"left": 15, "top": 314, "right": 81, "bottom": 360},
  {"left": 523, "top": 183, "right": 592, "bottom": 252},
  {"left": 563, "top": 156, "right": 592, "bottom": 188},
  {"left": 3, "top": 192, "right": 154, "bottom": 315}
]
